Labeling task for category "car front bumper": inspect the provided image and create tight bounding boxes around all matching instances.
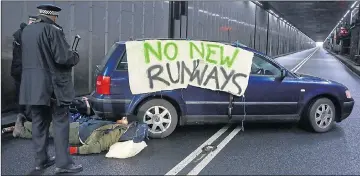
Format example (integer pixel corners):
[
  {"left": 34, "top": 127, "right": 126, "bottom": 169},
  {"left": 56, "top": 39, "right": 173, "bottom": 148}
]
[{"left": 339, "top": 100, "right": 354, "bottom": 121}]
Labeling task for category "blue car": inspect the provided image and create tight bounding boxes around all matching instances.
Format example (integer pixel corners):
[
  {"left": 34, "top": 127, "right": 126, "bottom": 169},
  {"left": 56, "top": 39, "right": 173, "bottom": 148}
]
[{"left": 89, "top": 39, "right": 354, "bottom": 138}]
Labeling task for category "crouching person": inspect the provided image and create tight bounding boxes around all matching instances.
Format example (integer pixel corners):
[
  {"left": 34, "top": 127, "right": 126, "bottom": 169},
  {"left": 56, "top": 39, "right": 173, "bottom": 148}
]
[{"left": 12, "top": 113, "right": 81, "bottom": 145}]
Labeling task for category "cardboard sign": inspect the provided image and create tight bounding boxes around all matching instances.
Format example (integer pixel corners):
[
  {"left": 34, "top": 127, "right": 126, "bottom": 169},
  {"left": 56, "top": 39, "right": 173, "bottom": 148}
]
[{"left": 125, "top": 40, "right": 254, "bottom": 97}]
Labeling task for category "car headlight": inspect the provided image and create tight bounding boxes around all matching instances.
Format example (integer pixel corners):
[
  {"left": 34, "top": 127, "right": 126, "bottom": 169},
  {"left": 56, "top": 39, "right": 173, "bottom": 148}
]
[{"left": 345, "top": 90, "right": 352, "bottom": 99}]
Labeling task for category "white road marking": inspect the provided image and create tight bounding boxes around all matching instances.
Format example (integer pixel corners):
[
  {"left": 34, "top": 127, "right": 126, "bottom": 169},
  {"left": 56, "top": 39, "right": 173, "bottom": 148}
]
[
  {"left": 187, "top": 126, "right": 242, "bottom": 175},
  {"left": 166, "top": 48, "right": 320, "bottom": 175},
  {"left": 290, "top": 48, "right": 316, "bottom": 72},
  {"left": 291, "top": 47, "right": 319, "bottom": 72},
  {"left": 165, "top": 124, "right": 230, "bottom": 175}
]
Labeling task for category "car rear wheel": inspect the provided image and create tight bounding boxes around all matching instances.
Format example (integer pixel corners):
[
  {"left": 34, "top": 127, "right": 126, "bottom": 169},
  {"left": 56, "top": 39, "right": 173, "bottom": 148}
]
[
  {"left": 305, "top": 98, "right": 336, "bottom": 133},
  {"left": 136, "top": 99, "right": 178, "bottom": 138}
]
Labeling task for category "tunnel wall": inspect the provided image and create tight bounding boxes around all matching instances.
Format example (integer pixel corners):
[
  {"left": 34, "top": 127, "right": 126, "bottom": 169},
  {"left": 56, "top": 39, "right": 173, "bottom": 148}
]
[{"left": 1, "top": 1, "right": 315, "bottom": 112}]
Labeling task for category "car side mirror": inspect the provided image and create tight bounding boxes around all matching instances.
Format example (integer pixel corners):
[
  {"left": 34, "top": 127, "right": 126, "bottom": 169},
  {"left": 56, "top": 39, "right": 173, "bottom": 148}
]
[
  {"left": 281, "top": 69, "right": 287, "bottom": 78},
  {"left": 276, "top": 69, "right": 287, "bottom": 81}
]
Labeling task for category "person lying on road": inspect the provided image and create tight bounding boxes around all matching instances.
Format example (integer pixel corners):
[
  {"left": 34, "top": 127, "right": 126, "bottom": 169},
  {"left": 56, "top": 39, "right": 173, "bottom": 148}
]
[{"left": 12, "top": 114, "right": 132, "bottom": 155}]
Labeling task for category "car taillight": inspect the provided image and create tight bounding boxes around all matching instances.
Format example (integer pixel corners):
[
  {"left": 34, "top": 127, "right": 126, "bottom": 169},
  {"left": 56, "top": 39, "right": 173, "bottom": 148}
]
[
  {"left": 96, "top": 76, "right": 111, "bottom": 95},
  {"left": 345, "top": 90, "right": 352, "bottom": 99}
]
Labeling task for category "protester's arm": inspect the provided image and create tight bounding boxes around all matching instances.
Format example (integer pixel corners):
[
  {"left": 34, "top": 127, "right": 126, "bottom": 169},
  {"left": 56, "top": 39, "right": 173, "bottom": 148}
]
[{"left": 49, "top": 26, "right": 79, "bottom": 67}]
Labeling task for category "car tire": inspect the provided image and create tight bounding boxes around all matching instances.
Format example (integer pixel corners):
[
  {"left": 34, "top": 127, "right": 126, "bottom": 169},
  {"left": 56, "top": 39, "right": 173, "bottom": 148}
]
[
  {"left": 136, "top": 99, "right": 178, "bottom": 139},
  {"left": 305, "top": 98, "right": 336, "bottom": 133}
]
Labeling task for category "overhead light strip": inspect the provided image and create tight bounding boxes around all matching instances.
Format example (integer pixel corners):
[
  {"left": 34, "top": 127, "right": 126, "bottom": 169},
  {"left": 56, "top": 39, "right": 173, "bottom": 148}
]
[
  {"left": 324, "top": 2, "right": 358, "bottom": 42},
  {"left": 351, "top": 1, "right": 357, "bottom": 9},
  {"left": 253, "top": 1, "right": 262, "bottom": 6}
]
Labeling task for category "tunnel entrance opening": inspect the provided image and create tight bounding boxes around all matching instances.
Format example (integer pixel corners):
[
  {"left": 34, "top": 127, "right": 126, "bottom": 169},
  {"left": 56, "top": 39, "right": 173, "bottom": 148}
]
[{"left": 316, "top": 42, "right": 323, "bottom": 47}]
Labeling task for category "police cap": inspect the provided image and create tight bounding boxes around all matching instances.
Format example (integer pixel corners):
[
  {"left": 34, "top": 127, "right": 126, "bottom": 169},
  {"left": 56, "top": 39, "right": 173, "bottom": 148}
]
[{"left": 37, "top": 4, "right": 62, "bottom": 16}]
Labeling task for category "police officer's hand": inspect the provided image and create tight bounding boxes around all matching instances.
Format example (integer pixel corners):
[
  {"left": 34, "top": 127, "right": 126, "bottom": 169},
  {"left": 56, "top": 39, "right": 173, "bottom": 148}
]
[{"left": 73, "top": 50, "right": 79, "bottom": 59}]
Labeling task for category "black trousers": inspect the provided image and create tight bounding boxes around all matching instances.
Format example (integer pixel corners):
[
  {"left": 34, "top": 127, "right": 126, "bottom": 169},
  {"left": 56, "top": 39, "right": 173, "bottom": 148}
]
[
  {"left": 14, "top": 79, "right": 31, "bottom": 119},
  {"left": 31, "top": 104, "right": 74, "bottom": 168},
  {"left": 14, "top": 80, "right": 25, "bottom": 113}
]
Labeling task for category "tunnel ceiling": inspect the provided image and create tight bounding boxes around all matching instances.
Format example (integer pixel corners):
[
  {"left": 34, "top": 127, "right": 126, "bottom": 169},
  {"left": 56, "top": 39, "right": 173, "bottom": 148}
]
[{"left": 266, "top": 1, "right": 354, "bottom": 42}]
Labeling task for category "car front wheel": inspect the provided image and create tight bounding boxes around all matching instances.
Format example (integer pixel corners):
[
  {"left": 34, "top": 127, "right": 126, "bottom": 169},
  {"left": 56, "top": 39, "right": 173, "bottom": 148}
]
[
  {"left": 305, "top": 98, "right": 336, "bottom": 133},
  {"left": 136, "top": 99, "right": 178, "bottom": 138}
]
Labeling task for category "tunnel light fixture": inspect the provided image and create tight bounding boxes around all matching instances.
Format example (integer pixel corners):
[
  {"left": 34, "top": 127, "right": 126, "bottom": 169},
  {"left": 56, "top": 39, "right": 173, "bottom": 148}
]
[
  {"left": 253, "top": 1, "right": 262, "bottom": 6},
  {"left": 324, "top": 4, "right": 354, "bottom": 42},
  {"left": 343, "top": 10, "right": 350, "bottom": 18},
  {"left": 324, "top": 5, "right": 357, "bottom": 42},
  {"left": 351, "top": 1, "right": 358, "bottom": 9}
]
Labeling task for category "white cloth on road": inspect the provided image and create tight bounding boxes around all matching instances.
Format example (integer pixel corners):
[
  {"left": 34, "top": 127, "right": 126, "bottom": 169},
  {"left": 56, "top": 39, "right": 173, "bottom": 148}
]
[{"left": 105, "top": 140, "right": 147, "bottom": 159}]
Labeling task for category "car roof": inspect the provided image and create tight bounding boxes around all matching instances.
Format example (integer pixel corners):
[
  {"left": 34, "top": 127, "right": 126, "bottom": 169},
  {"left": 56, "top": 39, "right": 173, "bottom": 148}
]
[{"left": 115, "top": 39, "right": 266, "bottom": 57}]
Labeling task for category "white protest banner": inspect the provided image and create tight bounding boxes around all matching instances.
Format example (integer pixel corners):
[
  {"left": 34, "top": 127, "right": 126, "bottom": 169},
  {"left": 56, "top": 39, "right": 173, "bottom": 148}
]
[{"left": 125, "top": 40, "right": 254, "bottom": 97}]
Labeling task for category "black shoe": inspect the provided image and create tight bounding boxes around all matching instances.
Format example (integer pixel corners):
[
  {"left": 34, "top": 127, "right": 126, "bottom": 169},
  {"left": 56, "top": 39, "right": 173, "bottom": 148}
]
[
  {"left": 35, "top": 156, "right": 56, "bottom": 170},
  {"left": 55, "top": 164, "right": 83, "bottom": 174}
]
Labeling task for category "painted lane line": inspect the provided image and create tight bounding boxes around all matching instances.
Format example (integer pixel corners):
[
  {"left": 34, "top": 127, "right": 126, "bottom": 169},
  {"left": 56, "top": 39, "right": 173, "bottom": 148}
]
[
  {"left": 166, "top": 48, "right": 319, "bottom": 175},
  {"left": 165, "top": 124, "right": 231, "bottom": 175},
  {"left": 291, "top": 47, "right": 319, "bottom": 72},
  {"left": 184, "top": 48, "right": 318, "bottom": 175},
  {"left": 290, "top": 47, "right": 318, "bottom": 72},
  {"left": 289, "top": 49, "right": 315, "bottom": 71},
  {"left": 292, "top": 47, "right": 319, "bottom": 73},
  {"left": 293, "top": 48, "right": 319, "bottom": 72},
  {"left": 187, "top": 126, "right": 243, "bottom": 175}
]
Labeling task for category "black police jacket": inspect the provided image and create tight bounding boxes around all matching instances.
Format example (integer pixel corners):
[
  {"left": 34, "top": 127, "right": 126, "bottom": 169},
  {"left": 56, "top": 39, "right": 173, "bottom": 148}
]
[
  {"left": 11, "top": 23, "right": 27, "bottom": 81},
  {"left": 19, "top": 15, "right": 79, "bottom": 106}
]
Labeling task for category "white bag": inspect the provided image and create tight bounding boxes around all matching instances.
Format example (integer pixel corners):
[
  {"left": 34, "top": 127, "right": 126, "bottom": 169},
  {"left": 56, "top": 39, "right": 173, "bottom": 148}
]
[{"left": 105, "top": 140, "right": 147, "bottom": 159}]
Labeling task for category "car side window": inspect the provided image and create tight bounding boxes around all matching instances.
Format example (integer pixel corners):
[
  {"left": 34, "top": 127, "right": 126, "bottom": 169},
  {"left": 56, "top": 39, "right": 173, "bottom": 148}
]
[
  {"left": 116, "top": 52, "right": 128, "bottom": 70},
  {"left": 251, "top": 55, "right": 281, "bottom": 76}
]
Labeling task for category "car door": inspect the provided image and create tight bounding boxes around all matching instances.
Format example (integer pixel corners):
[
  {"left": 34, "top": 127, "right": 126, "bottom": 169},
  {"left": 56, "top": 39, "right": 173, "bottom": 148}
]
[
  {"left": 238, "top": 54, "right": 301, "bottom": 117},
  {"left": 181, "top": 86, "right": 230, "bottom": 115}
]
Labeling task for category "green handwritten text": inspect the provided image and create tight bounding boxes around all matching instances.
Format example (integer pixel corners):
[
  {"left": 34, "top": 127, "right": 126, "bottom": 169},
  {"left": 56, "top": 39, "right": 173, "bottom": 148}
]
[
  {"left": 189, "top": 42, "right": 205, "bottom": 60},
  {"left": 205, "top": 44, "right": 221, "bottom": 65},
  {"left": 164, "top": 42, "right": 178, "bottom": 61},
  {"left": 220, "top": 47, "right": 240, "bottom": 68},
  {"left": 144, "top": 41, "right": 162, "bottom": 64}
]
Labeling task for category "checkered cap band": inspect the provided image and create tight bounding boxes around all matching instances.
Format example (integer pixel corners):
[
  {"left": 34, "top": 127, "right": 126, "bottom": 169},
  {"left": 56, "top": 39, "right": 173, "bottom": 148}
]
[{"left": 39, "top": 9, "right": 59, "bottom": 16}]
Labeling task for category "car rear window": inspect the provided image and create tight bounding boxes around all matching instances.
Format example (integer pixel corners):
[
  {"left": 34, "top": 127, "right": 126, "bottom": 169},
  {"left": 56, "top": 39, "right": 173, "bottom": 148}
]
[
  {"left": 94, "top": 43, "right": 126, "bottom": 76},
  {"left": 116, "top": 51, "right": 128, "bottom": 70},
  {"left": 99, "top": 43, "right": 119, "bottom": 68}
]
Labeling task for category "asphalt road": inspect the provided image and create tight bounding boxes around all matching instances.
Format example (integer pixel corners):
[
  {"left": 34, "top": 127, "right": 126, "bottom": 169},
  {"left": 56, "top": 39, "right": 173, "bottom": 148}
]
[{"left": 2, "top": 47, "right": 360, "bottom": 175}]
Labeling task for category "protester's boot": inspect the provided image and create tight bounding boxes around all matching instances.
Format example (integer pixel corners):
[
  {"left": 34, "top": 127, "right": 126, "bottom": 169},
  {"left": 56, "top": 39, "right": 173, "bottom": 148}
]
[
  {"left": 12, "top": 113, "right": 25, "bottom": 137},
  {"left": 55, "top": 164, "right": 83, "bottom": 174}
]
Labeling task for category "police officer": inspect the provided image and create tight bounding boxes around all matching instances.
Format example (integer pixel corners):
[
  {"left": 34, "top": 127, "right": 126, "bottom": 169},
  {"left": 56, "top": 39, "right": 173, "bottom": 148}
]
[
  {"left": 11, "top": 15, "right": 37, "bottom": 119},
  {"left": 20, "top": 4, "right": 82, "bottom": 174}
]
